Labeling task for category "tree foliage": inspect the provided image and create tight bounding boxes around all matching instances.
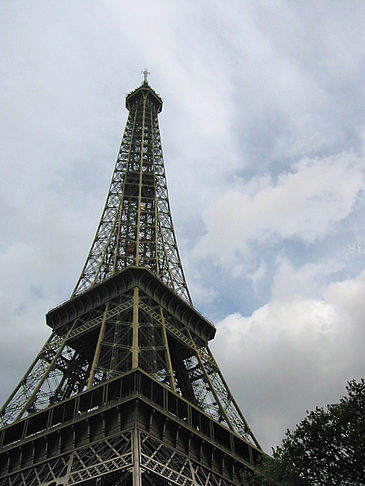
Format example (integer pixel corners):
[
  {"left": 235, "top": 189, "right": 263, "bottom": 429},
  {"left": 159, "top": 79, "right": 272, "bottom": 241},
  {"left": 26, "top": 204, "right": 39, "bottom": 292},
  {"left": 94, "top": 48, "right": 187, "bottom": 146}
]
[{"left": 247, "top": 379, "right": 365, "bottom": 485}]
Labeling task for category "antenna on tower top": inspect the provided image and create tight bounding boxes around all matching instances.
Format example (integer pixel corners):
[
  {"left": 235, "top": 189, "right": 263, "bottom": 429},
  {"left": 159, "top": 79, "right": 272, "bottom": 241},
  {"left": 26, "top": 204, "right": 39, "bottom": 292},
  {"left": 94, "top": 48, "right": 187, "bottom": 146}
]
[{"left": 142, "top": 68, "right": 150, "bottom": 84}]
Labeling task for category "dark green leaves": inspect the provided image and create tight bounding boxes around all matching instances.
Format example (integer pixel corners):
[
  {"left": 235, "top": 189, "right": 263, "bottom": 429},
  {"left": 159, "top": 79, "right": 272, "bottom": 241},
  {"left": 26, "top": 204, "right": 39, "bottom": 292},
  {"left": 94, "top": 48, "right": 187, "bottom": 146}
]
[{"left": 248, "top": 379, "right": 365, "bottom": 485}]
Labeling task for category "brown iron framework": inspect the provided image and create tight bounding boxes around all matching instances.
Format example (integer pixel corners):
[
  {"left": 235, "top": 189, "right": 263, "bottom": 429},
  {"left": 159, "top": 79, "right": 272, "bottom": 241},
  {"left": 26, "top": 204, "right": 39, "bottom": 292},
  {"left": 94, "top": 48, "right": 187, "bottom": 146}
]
[
  {"left": 0, "top": 79, "right": 265, "bottom": 485},
  {"left": 73, "top": 82, "right": 191, "bottom": 304}
]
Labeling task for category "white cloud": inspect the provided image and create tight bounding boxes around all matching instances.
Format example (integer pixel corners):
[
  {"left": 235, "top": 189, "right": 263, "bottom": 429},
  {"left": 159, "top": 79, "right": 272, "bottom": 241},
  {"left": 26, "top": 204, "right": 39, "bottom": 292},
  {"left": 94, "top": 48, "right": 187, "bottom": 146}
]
[
  {"left": 212, "top": 268, "right": 365, "bottom": 451},
  {"left": 194, "top": 152, "right": 365, "bottom": 263},
  {"left": 271, "top": 257, "right": 344, "bottom": 301},
  {"left": 247, "top": 260, "right": 267, "bottom": 294}
]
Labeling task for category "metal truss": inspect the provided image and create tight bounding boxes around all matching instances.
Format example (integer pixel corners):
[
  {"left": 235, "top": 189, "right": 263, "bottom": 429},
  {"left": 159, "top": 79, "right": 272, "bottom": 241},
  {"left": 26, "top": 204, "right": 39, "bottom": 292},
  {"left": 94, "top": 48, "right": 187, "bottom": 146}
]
[
  {"left": 137, "top": 291, "right": 260, "bottom": 447},
  {"left": 0, "top": 430, "right": 242, "bottom": 486},
  {"left": 0, "top": 433, "right": 133, "bottom": 486},
  {"left": 140, "top": 432, "right": 238, "bottom": 485},
  {"left": 187, "top": 346, "right": 258, "bottom": 447},
  {"left": 0, "top": 293, "right": 135, "bottom": 426},
  {"left": 0, "top": 331, "right": 83, "bottom": 427},
  {"left": 73, "top": 82, "right": 191, "bottom": 304},
  {"left": 0, "top": 283, "right": 259, "bottom": 448}
]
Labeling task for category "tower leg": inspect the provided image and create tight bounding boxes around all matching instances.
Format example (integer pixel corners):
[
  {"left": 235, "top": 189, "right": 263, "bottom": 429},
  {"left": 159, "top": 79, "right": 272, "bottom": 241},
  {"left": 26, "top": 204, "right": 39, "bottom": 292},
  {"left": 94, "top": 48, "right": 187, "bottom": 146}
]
[{"left": 132, "top": 428, "right": 142, "bottom": 486}]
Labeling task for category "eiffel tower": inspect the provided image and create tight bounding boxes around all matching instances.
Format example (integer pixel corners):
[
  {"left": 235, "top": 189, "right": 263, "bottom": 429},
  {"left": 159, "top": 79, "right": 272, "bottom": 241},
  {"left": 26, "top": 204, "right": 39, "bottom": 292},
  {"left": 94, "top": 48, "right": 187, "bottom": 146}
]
[{"left": 0, "top": 74, "right": 265, "bottom": 485}]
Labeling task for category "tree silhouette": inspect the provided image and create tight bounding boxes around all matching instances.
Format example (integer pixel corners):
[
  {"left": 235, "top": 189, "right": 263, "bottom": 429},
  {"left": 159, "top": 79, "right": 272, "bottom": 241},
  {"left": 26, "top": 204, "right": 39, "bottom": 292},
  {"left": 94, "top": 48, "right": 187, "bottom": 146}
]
[{"left": 246, "top": 379, "right": 365, "bottom": 485}]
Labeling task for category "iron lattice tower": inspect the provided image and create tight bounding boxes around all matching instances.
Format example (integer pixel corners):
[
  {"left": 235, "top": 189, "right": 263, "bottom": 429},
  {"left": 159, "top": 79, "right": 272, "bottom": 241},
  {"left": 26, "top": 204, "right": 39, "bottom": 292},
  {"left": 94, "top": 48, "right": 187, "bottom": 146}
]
[{"left": 0, "top": 78, "right": 264, "bottom": 485}]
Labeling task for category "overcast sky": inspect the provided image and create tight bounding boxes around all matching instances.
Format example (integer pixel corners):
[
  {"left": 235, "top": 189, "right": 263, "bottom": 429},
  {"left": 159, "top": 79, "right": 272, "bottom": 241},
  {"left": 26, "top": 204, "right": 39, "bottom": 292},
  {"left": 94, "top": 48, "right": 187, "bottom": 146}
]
[{"left": 1, "top": 1, "right": 365, "bottom": 452}]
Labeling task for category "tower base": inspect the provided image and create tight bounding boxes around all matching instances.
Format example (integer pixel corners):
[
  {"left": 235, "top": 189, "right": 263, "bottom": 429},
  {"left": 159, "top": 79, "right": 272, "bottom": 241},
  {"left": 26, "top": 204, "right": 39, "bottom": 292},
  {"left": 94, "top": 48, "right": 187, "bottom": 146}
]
[{"left": 0, "top": 370, "right": 262, "bottom": 485}]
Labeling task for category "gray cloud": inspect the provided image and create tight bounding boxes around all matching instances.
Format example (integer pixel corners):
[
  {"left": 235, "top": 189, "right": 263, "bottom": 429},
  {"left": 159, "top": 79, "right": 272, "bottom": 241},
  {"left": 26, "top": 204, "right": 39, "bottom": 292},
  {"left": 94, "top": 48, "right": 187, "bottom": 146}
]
[{"left": 212, "top": 267, "right": 365, "bottom": 451}]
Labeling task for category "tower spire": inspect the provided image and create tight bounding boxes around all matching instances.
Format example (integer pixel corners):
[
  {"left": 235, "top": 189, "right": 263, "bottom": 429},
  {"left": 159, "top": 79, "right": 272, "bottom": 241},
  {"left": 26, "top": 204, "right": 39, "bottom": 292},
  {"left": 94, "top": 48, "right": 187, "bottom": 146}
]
[{"left": 142, "top": 68, "right": 150, "bottom": 84}]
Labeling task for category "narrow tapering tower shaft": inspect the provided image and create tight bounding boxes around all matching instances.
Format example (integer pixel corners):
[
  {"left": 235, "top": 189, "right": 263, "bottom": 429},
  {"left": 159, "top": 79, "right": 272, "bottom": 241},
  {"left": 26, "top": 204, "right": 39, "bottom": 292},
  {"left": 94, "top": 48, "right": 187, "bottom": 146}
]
[{"left": 73, "top": 81, "right": 192, "bottom": 304}]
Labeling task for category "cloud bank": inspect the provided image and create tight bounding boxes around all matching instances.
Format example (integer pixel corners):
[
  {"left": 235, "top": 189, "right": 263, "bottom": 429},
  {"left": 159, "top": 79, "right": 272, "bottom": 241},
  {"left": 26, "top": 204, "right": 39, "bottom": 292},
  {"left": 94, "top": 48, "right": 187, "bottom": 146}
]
[
  {"left": 213, "top": 266, "right": 365, "bottom": 450},
  {"left": 194, "top": 151, "right": 365, "bottom": 262}
]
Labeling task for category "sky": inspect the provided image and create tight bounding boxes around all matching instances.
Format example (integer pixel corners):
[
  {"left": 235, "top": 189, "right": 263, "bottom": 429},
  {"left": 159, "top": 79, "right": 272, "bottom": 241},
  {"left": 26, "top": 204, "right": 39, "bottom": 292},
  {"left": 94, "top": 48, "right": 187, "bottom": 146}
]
[{"left": 1, "top": 1, "right": 365, "bottom": 453}]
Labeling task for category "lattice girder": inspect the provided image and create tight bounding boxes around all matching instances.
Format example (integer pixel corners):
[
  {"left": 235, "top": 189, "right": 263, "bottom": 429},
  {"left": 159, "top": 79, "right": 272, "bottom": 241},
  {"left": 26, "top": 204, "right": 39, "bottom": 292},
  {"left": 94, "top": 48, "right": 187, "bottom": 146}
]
[
  {"left": 0, "top": 370, "right": 263, "bottom": 485},
  {"left": 73, "top": 82, "right": 191, "bottom": 304},
  {"left": 0, "top": 267, "right": 258, "bottom": 445},
  {"left": 0, "top": 268, "right": 259, "bottom": 448}
]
